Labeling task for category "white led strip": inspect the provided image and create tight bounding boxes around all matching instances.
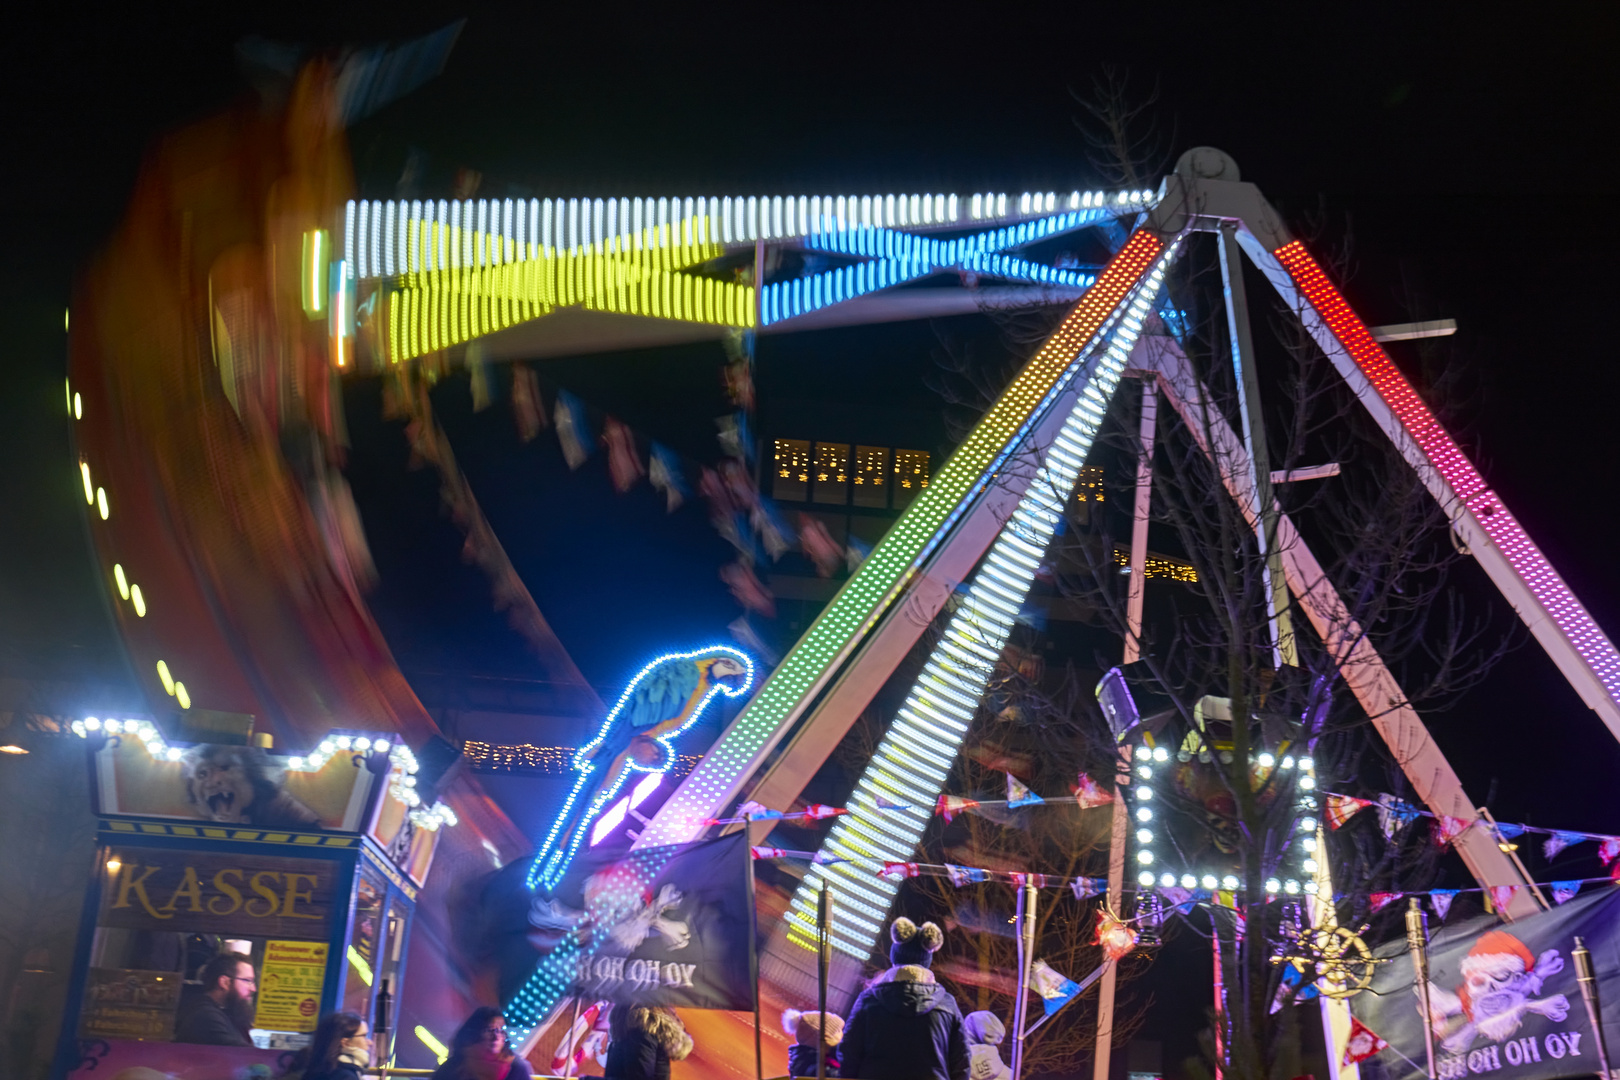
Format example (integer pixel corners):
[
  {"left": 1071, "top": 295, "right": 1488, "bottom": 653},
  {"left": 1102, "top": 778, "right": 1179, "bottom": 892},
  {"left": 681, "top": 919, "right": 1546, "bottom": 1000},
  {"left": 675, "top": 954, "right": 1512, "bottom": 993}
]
[
  {"left": 783, "top": 243, "right": 1182, "bottom": 958},
  {"left": 342, "top": 189, "right": 1160, "bottom": 280}
]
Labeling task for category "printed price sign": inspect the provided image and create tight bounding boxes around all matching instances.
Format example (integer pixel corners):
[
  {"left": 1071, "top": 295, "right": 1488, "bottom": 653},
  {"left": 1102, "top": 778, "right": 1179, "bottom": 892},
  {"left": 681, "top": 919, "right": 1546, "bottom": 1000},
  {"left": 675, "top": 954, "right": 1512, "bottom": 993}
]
[{"left": 253, "top": 940, "right": 329, "bottom": 1033}]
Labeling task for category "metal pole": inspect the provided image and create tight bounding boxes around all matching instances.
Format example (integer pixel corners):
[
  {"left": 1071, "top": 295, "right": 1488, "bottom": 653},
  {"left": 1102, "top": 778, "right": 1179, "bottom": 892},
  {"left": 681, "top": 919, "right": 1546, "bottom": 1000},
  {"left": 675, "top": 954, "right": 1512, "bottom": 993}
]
[
  {"left": 749, "top": 848, "right": 762, "bottom": 1080},
  {"left": 562, "top": 994, "right": 584, "bottom": 1080},
  {"left": 1095, "top": 376, "right": 1156, "bottom": 1080},
  {"left": 1212, "top": 920, "right": 1225, "bottom": 1080},
  {"left": 1574, "top": 936, "right": 1613, "bottom": 1080},
  {"left": 817, "top": 880, "right": 832, "bottom": 1080},
  {"left": 1405, "top": 898, "right": 1437, "bottom": 1079},
  {"left": 1012, "top": 881, "right": 1037, "bottom": 1080}
]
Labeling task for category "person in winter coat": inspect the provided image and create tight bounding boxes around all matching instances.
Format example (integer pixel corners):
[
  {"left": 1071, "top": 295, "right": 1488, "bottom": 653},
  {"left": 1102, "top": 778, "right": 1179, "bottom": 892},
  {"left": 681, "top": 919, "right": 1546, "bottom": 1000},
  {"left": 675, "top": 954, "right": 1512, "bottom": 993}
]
[
  {"left": 430, "top": 1007, "right": 535, "bottom": 1080},
  {"left": 963, "top": 1012, "right": 1011, "bottom": 1080},
  {"left": 604, "top": 1004, "right": 694, "bottom": 1080},
  {"left": 842, "top": 966, "right": 970, "bottom": 1080},
  {"left": 782, "top": 1008, "right": 845, "bottom": 1077},
  {"left": 288, "top": 1011, "right": 371, "bottom": 1080}
]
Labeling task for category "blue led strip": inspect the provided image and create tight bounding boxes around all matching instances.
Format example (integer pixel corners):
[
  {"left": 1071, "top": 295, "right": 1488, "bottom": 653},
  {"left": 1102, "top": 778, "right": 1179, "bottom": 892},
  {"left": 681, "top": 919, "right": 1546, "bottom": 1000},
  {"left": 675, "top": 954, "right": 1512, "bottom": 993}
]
[
  {"left": 781, "top": 243, "right": 1182, "bottom": 959},
  {"left": 760, "top": 210, "right": 1111, "bottom": 326},
  {"left": 526, "top": 646, "right": 755, "bottom": 892}
]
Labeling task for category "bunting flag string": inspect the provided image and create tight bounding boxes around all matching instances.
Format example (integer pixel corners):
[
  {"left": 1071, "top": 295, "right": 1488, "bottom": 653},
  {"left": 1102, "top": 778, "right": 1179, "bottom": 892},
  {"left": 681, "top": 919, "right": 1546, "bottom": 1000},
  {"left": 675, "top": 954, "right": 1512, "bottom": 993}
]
[{"left": 1326, "top": 789, "right": 1620, "bottom": 862}]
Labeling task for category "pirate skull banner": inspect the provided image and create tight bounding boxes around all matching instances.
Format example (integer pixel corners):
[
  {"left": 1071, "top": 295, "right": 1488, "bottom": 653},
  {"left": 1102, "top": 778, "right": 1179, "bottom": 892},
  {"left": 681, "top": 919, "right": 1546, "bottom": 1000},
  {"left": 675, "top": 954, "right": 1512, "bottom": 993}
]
[
  {"left": 478, "top": 832, "right": 756, "bottom": 1012},
  {"left": 1349, "top": 888, "right": 1620, "bottom": 1080}
]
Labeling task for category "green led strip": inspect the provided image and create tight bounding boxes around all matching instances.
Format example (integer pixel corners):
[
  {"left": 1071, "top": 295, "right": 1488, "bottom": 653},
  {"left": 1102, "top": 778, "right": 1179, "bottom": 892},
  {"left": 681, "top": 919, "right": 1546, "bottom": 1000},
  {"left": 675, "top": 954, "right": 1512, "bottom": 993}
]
[{"left": 634, "top": 229, "right": 1165, "bottom": 850}]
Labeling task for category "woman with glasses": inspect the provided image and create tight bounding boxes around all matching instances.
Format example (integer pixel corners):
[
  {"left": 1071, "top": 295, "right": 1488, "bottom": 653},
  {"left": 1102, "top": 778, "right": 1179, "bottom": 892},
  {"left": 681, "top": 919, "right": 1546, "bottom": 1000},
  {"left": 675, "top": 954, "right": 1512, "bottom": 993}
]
[
  {"left": 430, "top": 1006, "right": 534, "bottom": 1080},
  {"left": 289, "top": 1011, "right": 372, "bottom": 1080}
]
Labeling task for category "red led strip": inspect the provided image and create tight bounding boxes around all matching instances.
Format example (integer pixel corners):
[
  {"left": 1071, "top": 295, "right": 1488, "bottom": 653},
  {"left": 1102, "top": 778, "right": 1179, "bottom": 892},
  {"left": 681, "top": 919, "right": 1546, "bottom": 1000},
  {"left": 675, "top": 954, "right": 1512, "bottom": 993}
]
[{"left": 1274, "top": 240, "right": 1620, "bottom": 704}]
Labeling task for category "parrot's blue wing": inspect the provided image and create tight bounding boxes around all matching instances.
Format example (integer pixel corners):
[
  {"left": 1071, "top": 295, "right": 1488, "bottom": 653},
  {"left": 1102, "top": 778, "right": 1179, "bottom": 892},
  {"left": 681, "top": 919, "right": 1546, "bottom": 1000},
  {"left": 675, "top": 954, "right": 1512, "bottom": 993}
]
[{"left": 625, "top": 659, "right": 702, "bottom": 729}]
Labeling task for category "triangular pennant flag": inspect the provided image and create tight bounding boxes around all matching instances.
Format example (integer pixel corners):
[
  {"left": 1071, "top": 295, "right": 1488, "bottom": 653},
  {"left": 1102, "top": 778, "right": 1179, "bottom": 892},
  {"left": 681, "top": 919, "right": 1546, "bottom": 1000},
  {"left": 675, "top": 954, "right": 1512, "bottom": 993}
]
[
  {"left": 1325, "top": 794, "right": 1373, "bottom": 830},
  {"left": 601, "top": 417, "right": 644, "bottom": 493},
  {"left": 1094, "top": 910, "right": 1139, "bottom": 962},
  {"left": 1368, "top": 892, "right": 1401, "bottom": 912},
  {"left": 1495, "top": 822, "right": 1525, "bottom": 840},
  {"left": 1029, "top": 959, "right": 1083, "bottom": 1016},
  {"left": 811, "top": 852, "right": 847, "bottom": 865},
  {"left": 802, "top": 804, "right": 845, "bottom": 820},
  {"left": 845, "top": 535, "right": 872, "bottom": 571},
  {"left": 1342, "top": 1017, "right": 1389, "bottom": 1066},
  {"left": 1544, "top": 831, "right": 1587, "bottom": 860},
  {"left": 751, "top": 846, "right": 787, "bottom": 860},
  {"left": 1376, "top": 794, "right": 1420, "bottom": 839},
  {"left": 1433, "top": 815, "right": 1470, "bottom": 847},
  {"left": 1011, "top": 873, "right": 1048, "bottom": 888},
  {"left": 1159, "top": 886, "right": 1192, "bottom": 907},
  {"left": 1489, "top": 885, "right": 1519, "bottom": 913},
  {"left": 1212, "top": 890, "right": 1239, "bottom": 910},
  {"left": 798, "top": 514, "right": 843, "bottom": 577},
  {"left": 1270, "top": 962, "right": 1322, "bottom": 1013},
  {"left": 1429, "top": 890, "right": 1458, "bottom": 920},
  {"left": 874, "top": 795, "right": 909, "bottom": 810},
  {"left": 716, "top": 412, "right": 754, "bottom": 462},
  {"left": 945, "top": 864, "right": 990, "bottom": 888},
  {"left": 881, "top": 861, "right": 921, "bottom": 879},
  {"left": 937, "top": 795, "right": 981, "bottom": 823},
  {"left": 1007, "top": 774, "right": 1045, "bottom": 809},
  {"left": 738, "top": 800, "right": 784, "bottom": 821},
  {"left": 1601, "top": 837, "right": 1620, "bottom": 865},
  {"left": 1551, "top": 881, "right": 1581, "bottom": 906},
  {"left": 647, "top": 443, "right": 687, "bottom": 512},
  {"left": 554, "top": 390, "right": 593, "bottom": 470},
  {"left": 1071, "top": 877, "right": 1104, "bottom": 901},
  {"left": 720, "top": 560, "right": 776, "bottom": 617},
  {"left": 1073, "top": 773, "right": 1113, "bottom": 809}
]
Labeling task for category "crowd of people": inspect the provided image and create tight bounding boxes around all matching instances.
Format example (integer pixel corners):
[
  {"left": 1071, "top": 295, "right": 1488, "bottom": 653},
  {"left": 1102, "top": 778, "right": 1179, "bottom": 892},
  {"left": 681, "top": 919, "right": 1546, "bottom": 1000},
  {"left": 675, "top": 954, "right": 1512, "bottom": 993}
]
[{"left": 179, "top": 913, "right": 1005, "bottom": 1080}]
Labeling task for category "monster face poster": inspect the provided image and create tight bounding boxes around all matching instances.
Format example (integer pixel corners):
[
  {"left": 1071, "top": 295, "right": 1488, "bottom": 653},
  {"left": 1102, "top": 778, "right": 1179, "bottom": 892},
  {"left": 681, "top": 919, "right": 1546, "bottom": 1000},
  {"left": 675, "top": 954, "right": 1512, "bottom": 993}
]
[{"left": 1349, "top": 889, "right": 1620, "bottom": 1080}]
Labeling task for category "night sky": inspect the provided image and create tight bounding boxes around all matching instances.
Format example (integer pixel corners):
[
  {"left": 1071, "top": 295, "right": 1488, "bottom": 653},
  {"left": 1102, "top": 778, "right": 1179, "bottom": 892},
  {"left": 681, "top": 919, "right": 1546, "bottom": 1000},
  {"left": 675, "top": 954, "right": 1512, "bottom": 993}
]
[{"left": 1, "top": 4, "right": 1617, "bottom": 1067}]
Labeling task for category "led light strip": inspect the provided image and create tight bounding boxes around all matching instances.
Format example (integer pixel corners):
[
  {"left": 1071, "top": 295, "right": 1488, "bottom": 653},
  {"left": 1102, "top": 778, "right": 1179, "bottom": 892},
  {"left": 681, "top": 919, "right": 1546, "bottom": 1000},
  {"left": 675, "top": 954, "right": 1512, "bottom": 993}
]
[
  {"left": 630, "top": 230, "right": 1170, "bottom": 860},
  {"left": 781, "top": 241, "right": 1182, "bottom": 959},
  {"left": 1127, "top": 742, "right": 1322, "bottom": 897},
  {"left": 1272, "top": 241, "right": 1620, "bottom": 717},
  {"left": 345, "top": 190, "right": 1158, "bottom": 280}
]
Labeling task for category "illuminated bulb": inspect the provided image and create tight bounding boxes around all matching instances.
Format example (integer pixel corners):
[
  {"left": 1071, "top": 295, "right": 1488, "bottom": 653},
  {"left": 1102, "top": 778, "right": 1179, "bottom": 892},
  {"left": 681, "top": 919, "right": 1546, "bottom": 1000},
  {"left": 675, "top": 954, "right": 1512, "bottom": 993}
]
[
  {"left": 74, "top": 393, "right": 82, "bottom": 419},
  {"left": 1135, "top": 764, "right": 1151, "bottom": 779},
  {"left": 165, "top": 748, "right": 182, "bottom": 762},
  {"left": 1303, "top": 859, "right": 1318, "bottom": 873},
  {"left": 130, "top": 585, "right": 146, "bottom": 617},
  {"left": 106, "top": 857, "right": 122, "bottom": 876},
  {"left": 97, "top": 488, "right": 109, "bottom": 520},
  {"left": 1265, "top": 878, "right": 1281, "bottom": 893},
  {"left": 145, "top": 740, "right": 162, "bottom": 755},
  {"left": 1135, "top": 807, "right": 1152, "bottom": 822},
  {"left": 156, "top": 660, "right": 175, "bottom": 695},
  {"left": 319, "top": 740, "right": 335, "bottom": 755},
  {"left": 72, "top": 721, "right": 85, "bottom": 736},
  {"left": 1160, "top": 873, "right": 1176, "bottom": 888},
  {"left": 1299, "top": 776, "right": 1316, "bottom": 790},
  {"left": 1304, "top": 881, "right": 1318, "bottom": 894},
  {"left": 85, "top": 717, "right": 101, "bottom": 730},
  {"left": 289, "top": 757, "right": 305, "bottom": 769},
  {"left": 1152, "top": 746, "right": 1169, "bottom": 762},
  {"left": 1136, "top": 787, "right": 1153, "bottom": 801},
  {"left": 374, "top": 739, "right": 390, "bottom": 753},
  {"left": 354, "top": 737, "right": 371, "bottom": 751},
  {"left": 307, "top": 753, "right": 324, "bottom": 768},
  {"left": 1180, "top": 874, "right": 1196, "bottom": 889},
  {"left": 1303, "top": 836, "right": 1317, "bottom": 852},
  {"left": 1222, "top": 875, "right": 1239, "bottom": 890},
  {"left": 1137, "top": 850, "right": 1152, "bottom": 864},
  {"left": 404, "top": 776, "right": 416, "bottom": 787},
  {"left": 1284, "top": 879, "right": 1300, "bottom": 894},
  {"left": 114, "top": 564, "right": 130, "bottom": 599},
  {"left": 174, "top": 682, "right": 190, "bottom": 710},
  {"left": 1202, "top": 875, "right": 1218, "bottom": 890},
  {"left": 1298, "top": 818, "right": 1314, "bottom": 832},
  {"left": 1299, "top": 757, "right": 1314, "bottom": 771},
  {"left": 1257, "top": 752, "right": 1275, "bottom": 767},
  {"left": 1138, "top": 871, "right": 1155, "bottom": 886},
  {"left": 105, "top": 719, "right": 123, "bottom": 733},
  {"left": 1134, "top": 745, "right": 1151, "bottom": 761},
  {"left": 1281, "top": 756, "right": 1295, "bottom": 769},
  {"left": 81, "top": 462, "right": 93, "bottom": 504},
  {"left": 1136, "top": 829, "right": 1153, "bottom": 844},
  {"left": 336, "top": 736, "right": 352, "bottom": 749}
]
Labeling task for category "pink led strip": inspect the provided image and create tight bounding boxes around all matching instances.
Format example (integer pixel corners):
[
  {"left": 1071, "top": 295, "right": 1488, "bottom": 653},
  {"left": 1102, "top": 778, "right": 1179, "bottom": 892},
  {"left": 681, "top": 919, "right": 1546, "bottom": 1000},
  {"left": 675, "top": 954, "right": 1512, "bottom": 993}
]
[{"left": 1274, "top": 240, "right": 1620, "bottom": 710}]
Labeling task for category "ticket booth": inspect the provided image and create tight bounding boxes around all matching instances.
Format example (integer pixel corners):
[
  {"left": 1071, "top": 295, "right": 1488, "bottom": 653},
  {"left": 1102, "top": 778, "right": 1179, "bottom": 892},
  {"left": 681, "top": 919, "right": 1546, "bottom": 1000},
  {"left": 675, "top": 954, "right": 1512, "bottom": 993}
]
[{"left": 54, "top": 718, "right": 445, "bottom": 1079}]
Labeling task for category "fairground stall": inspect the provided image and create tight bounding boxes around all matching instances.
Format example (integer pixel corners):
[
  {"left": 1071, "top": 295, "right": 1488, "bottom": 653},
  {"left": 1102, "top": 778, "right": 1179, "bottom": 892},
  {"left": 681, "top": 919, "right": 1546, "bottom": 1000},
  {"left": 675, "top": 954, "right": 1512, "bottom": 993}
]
[{"left": 56, "top": 712, "right": 446, "bottom": 1077}]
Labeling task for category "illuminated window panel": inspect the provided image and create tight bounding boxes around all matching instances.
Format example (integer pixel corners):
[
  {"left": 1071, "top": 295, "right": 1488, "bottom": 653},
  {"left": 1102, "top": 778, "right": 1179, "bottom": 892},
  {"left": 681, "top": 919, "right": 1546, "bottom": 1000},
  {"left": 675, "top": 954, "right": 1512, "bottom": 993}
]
[
  {"left": 853, "top": 446, "right": 889, "bottom": 508},
  {"left": 812, "top": 443, "right": 850, "bottom": 506},
  {"left": 1111, "top": 545, "right": 1198, "bottom": 583},
  {"left": 892, "top": 450, "right": 930, "bottom": 509},
  {"left": 773, "top": 439, "right": 812, "bottom": 501}
]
